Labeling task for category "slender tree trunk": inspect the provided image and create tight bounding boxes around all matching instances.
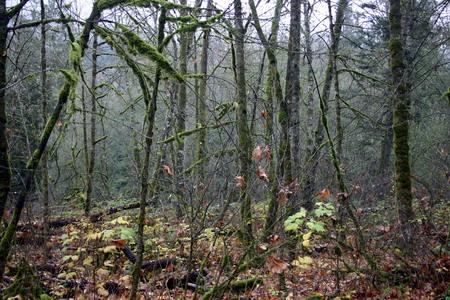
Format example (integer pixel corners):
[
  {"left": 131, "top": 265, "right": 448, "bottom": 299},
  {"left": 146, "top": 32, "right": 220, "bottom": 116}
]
[
  {"left": 40, "top": 0, "right": 50, "bottom": 259},
  {"left": 0, "top": 0, "right": 12, "bottom": 219},
  {"left": 303, "top": 0, "right": 347, "bottom": 206},
  {"left": 0, "top": 0, "right": 120, "bottom": 281},
  {"left": 195, "top": 0, "right": 212, "bottom": 184},
  {"left": 129, "top": 8, "right": 166, "bottom": 300},
  {"left": 248, "top": 0, "right": 283, "bottom": 239},
  {"left": 301, "top": 0, "right": 315, "bottom": 210},
  {"left": 85, "top": 33, "right": 98, "bottom": 215},
  {"left": 175, "top": 0, "right": 189, "bottom": 218},
  {"left": 234, "top": 0, "right": 253, "bottom": 248},
  {"left": 388, "top": 0, "right": 414, "bottom": 251},
  {"left": 285, "top": 0, "right": 301, "bottom": 213}
]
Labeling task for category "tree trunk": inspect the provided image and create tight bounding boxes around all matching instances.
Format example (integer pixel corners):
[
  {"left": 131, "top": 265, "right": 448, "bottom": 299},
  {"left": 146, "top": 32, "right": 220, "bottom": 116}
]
[
  {"left": 234, "top": 0, "right": 253, "bottom": 248},
  {"left": 0, "top": 0, "right": 121, "bottom": 281},
  {"left": 248, "top": 0, "right": 283, "bottom": 239},
  {"left": 40, "top": 0, "right": 50, "bottom": 259},
  {"left": 0, "top": 0, "right": 12, "bottom": 220},
  {"left": 85, "top": 33, "right": 98, "bottom": 215},
  {"left": 388, "top": 0, "right": 414, "bottom": 251},
  {"left": 129, "top": 8, "right": 166, "bottom": 300},
  {"left": 301, "top": 0, "right": 315, "bottom": 211},
  {"left": 285, "top": 0, "right": 301, "bottom": 214},
  {"left": 195, "top": 0, "right": 212, "bottom": 185}
]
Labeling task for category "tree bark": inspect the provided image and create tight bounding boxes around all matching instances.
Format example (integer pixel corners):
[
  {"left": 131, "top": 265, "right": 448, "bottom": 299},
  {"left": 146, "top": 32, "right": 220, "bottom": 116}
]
[
  {"left": 85, "top": 33, "right": 98, "bottom": 215},
  {"left": 129, "top": 8, "right": 166, "bottom": 300},
  {"left": 248, "top": 0, "right": 283, "bottom": 240},
  {"left": 195, "top": 0, "right": 212, "bottom": 185},
  {"left": 234, "top": 0, "right": 253, "bottom": 248},
  {"left": 285, "top": 0, "right": 301, "bottom": 213},
  {"left": 388, "top": 0, "right": 414, "bottom": 251},
  {"left": 40, "top": 0, "right": 50, "bottom": 259}
]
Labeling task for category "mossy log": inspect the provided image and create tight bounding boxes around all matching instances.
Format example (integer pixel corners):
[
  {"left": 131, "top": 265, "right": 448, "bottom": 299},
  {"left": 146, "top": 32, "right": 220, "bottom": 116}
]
[{"left": 201, "top": 277, "right": 263, "bottom": 299}]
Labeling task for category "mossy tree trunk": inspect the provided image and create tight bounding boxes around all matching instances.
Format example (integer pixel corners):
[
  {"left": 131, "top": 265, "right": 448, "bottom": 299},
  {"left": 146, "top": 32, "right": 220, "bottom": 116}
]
[
  {"left": 85, "top": 32, "right": 98, "bottom": 215},
  {"left": 302, "top": 0, "right": 347, "bottom": 209},
  {"left": 388, "top": 0, "right": 415, "bottom": 251},
  {"left": 301, "top": 0, "right": 315, "bottom": 211},
  {"left": 248, "top": 0, "right": 283, "bottom": 239},
  {"left": 0, "top": 0, "right": 125, "bottom": 281},
  {"left": 285, "top": 0, "right": 301, "bottom": 214},
  {"left": 0, "top": 0, "right": 31, "bottom": 225},
  {"left": 129, "top": 8, "right": 167, "bottom": 299},
  {"left": 40, "top": 0, "right": 50, "bottom": 259},
  {"left": 233, "top": 0, "right": 254, "bottom": 248},
  {"left": 175, "top": 0, "right": 189, "bottom": 218},
  {"left": 195, "top": 0, "right": 212, "bottom": 186}
]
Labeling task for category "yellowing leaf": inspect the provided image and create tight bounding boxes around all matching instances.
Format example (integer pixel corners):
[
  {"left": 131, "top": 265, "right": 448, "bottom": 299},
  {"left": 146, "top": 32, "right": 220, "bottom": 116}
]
[
  {"left": 303, "top": 231, "right": 312, "bottom": 241},
  {"left": 100, "top": 245, "right": 117, "bottom": 253},
  {"left": 302, "top": 239, "right": 311, "bottom": 247},
  {"left": 57, "top": 272, "right": 67, "bottom": 279},
  {"left": 86, "top": 231, "right": 100, "bottom": 240},
  {"left": 104, "top": 260, "right": 115, "bottom": 267},
  {"left": 83, "top": 256, "right": 94, "bottom": 266},
  {"left": 97, "top": 286, "right": 109, "bottom": 296},
  {"left": 110, "top": 216, "right": 130, "bottom": 225},
  {"left": 292, "top": 256, "right": 313, "bottom": 269},
  {"left": 96, "top": 268, "right": 110, "bottom": 277}
]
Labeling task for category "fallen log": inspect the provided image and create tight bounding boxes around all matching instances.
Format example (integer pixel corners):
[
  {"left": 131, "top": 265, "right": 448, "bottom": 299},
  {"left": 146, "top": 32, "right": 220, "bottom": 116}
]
[
  {"left": 16, "top": 201, "right": 145, "bottom": 231},
  {"left": 119, "top": 245, "right": 178, "bottom": 271}
]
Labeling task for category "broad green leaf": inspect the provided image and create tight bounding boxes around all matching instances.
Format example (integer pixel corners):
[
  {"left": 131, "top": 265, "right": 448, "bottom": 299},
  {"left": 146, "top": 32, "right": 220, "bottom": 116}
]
[
  {"left": 285, "top": 223, "right": 299, "bottom": 231},
  {"left": 119, "top": 227, "right": 135, "bottom": 239},
  {"left": 314, "top": 221, "right": 326, "bottom": 232},
  {"left": 100, "top": 229, "right": 115, "bottom": 239}
]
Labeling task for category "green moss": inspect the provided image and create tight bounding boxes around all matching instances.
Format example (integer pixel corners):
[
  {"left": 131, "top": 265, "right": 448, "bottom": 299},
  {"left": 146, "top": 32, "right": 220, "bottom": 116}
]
[
  {"left": 124, "top": 0, "right": 188, "bottom": 10},
  {"left": 278, "top": 110, "right": 287, "bottom": 123},
  {"left": 69, "top": 41, "right": 82, "bottom": 67},
  {"left": 118, "top": 25, "right": 183, "bottom": 82},
  {"left": 2, "top": 261, "right": 46, "bottom": 299},
  {"left": 25, "top": 150, "right": 40, "bottom": 169},
  {"left": 97, "top": 0, "right": 126, "bottom": 11},
  {"left": 161, "top": 12, "right": 223, "bottom": 49},
  {"left": 201, "top": 277, "right": 262, "bottom": 299}
]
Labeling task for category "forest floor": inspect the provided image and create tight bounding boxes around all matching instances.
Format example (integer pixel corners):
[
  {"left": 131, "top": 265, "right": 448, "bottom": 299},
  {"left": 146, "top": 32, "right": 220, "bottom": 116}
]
[{"left": 1, "top": 200, "right": 449, "bottom": 299}]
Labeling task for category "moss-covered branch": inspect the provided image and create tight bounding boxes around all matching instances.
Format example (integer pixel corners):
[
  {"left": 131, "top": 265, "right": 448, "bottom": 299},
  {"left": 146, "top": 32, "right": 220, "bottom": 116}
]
[
  {"left": 158, "top": 122, "right": 232, "bottom": 144},
  {"left": 201, "top": 277, "right": 263, "bottom": 300},
  {"left": 8, "top": 18, "right": 83, "bottom": 30},
  {"left": 117, "top": 24, "right": 183, "bottom": 82}
]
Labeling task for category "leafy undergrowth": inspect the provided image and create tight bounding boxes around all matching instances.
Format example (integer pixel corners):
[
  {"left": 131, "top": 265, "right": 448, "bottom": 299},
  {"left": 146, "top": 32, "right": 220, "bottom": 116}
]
[{"left": 1, "top": 201, "right": 449, "bottom": 299}]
